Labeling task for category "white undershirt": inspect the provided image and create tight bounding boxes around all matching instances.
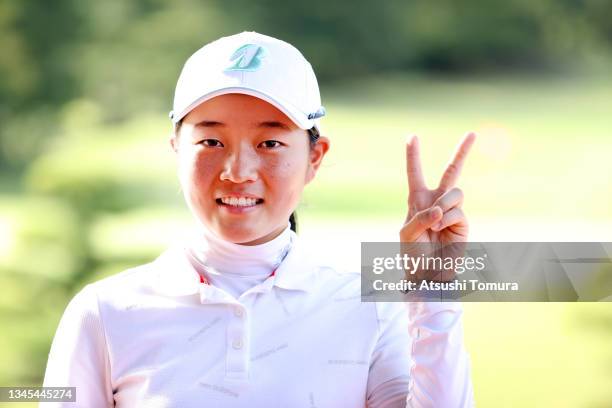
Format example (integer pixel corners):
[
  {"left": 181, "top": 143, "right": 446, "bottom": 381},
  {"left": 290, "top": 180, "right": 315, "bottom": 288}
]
[{"left": 184, "top": 223, "right": 293, "bottom": 299}]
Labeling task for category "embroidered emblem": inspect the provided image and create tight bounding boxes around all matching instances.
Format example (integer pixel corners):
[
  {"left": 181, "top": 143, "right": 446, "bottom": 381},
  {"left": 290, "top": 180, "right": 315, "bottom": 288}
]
[
  {"left": 226, "top": 44, "right": 266, "bottom": 71},
  {"left": 308, "top": 106, "right": 326, "bottom": 120}
]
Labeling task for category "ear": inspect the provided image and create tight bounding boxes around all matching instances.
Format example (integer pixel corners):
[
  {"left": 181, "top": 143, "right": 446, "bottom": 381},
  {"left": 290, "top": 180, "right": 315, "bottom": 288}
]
[
  {"left": 305, "top": 135, "right": 330, "bottom": 184},
  {"left": 169, "top": 132, "right": 178, "bottom": 153}
]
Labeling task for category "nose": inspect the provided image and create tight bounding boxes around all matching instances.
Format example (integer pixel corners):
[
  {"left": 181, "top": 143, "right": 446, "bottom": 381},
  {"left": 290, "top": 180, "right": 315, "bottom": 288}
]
[{"left": 219, "top": 143, "right": 259, "bottom": 183}]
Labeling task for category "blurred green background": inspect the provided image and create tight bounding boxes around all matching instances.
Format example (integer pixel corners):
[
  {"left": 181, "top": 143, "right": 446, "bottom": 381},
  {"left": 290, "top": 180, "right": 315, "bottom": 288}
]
[{"left": 1, "top": 0, "right": 612, "bottom": 407}]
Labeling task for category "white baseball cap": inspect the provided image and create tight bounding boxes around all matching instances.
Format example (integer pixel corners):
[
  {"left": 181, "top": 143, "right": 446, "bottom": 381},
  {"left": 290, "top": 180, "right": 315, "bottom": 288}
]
[{"left": 170, "top": 31, "right": 326, "bottom": 131}]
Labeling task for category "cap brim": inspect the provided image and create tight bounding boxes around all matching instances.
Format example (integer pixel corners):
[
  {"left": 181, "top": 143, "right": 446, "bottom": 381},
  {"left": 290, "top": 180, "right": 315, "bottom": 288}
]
[{"left": 173, "top": 87, "right": 315, "bottom": 130}]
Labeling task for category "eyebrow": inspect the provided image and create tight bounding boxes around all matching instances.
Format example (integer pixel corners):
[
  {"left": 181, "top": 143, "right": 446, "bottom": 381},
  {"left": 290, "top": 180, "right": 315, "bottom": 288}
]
[
  {"left": 195, "top": 120, "right": 225, "bottom": 128},
  {"left": 195, "top": 120, "right": 291, "bottom": 130}
]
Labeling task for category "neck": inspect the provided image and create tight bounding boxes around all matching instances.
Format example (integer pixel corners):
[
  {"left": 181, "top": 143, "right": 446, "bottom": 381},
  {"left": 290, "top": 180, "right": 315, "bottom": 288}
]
[{"left": 186, "top": 223, "right": 293, "bottom": 278}]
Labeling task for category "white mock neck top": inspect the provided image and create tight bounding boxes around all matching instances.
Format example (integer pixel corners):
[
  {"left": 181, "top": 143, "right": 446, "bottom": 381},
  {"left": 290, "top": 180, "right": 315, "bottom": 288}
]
[{"left": 184, "top": 224, "right": 293, "bottom": 299}]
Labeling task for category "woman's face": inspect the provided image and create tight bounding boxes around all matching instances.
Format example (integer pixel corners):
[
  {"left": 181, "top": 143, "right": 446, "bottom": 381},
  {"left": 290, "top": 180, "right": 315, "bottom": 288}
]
[{"left": 171, "top": 93, "right": 329, "bottom": 245}]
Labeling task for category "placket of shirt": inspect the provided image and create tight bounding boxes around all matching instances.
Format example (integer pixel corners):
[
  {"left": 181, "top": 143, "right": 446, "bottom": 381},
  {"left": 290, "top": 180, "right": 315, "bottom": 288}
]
[{"left": 197, "top": 270, "right": 278, "bottom": 381}]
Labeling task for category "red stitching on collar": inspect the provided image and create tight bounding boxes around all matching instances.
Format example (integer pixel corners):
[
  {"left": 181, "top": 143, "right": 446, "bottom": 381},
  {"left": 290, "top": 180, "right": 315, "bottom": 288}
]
[{"left": 199, "top": 273, "right": 209, "bottom": 285}]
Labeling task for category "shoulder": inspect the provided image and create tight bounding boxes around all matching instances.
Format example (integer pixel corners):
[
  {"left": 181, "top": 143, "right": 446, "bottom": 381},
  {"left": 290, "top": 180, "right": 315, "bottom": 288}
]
[
  {"left": 88, "top": 261, "right": 156, "bottom": 296},
  {"left": 88, "top": 261, "right": 156, "bottom": 293},
  {"left": 288, "top": 236, "right": 362, "bottom": 298},
  {"left": 75, "top": 247, "right": 178, "bottom": 313}
]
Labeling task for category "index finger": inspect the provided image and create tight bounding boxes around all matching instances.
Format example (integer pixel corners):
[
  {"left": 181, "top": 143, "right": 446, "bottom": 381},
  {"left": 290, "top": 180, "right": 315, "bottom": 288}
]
[
  {"left": 406, "top": 135, "right": 426, "bottom": 192},
  {"left": 438, "top": 132, "right": 476, "bottom": 191}
]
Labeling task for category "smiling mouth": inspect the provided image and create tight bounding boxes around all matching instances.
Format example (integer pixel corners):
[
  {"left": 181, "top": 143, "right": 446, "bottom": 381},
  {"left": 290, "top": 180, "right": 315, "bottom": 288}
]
[{"left": 216, "top": 197, "right": 264, "bottom": 207}]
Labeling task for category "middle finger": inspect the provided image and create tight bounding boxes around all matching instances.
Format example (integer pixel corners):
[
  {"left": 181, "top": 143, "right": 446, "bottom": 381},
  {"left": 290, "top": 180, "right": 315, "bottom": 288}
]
[
  {"left": 432, "top": 187, "right": 464, "bottom": 212},
  {"left": 438, "top": 132, "right": 476, "bottom": 191}
]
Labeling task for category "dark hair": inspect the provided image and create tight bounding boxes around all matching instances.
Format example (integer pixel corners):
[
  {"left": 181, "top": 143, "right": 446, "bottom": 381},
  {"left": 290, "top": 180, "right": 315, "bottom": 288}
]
[
  {"left": 174, "top": 119, "right": 320, "bottom": 234},
  {"left": 290, "top": 126, "right": 320, "bottom": 232}
]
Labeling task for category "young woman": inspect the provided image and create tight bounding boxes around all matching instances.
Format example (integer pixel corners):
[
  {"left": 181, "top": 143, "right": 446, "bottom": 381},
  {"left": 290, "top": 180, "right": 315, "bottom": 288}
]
[{"left": 42, "top": 31, "right": 475, "bottom": 407}]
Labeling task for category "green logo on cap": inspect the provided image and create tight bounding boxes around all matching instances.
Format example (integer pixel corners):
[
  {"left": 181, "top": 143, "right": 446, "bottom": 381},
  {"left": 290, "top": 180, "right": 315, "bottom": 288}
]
[{"left": 226, "top": 44, "right": 266, "bottom": 71}]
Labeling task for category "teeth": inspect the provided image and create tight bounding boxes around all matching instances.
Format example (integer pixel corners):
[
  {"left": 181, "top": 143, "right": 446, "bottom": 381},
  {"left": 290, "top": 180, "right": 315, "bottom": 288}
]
[{"left": 220, "top": 197, "right": 259, "bottom": 207}]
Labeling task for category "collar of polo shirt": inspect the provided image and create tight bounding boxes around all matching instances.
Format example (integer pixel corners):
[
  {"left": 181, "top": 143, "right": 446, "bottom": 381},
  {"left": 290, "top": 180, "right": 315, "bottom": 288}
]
[{"left": 149, "top": 233, "right": 319, "bottom": 298}]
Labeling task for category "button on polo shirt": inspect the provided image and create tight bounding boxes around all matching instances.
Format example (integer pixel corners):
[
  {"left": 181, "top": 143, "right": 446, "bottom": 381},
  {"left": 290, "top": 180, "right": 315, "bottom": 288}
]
[{"left": 41, "top": 234, "right": 474, "bottom": 407}]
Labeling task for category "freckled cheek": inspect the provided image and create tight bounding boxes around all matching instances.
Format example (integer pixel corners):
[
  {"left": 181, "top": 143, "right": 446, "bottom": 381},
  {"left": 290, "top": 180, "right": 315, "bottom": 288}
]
[
  {"left": 262, "top": 157, "right": 307, "bottom": 208},
  {"left": 179, "top": 155, "right": 220, "bottom": 198}
]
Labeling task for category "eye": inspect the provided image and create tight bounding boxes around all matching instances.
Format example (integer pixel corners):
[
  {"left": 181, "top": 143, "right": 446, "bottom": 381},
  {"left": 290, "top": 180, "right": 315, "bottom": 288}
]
[
  {"left": 258, "top": 140, "right": 283, "bottom": 149},
  {"left": 198, "top": 139, "right": 224, "bottom": 147}
]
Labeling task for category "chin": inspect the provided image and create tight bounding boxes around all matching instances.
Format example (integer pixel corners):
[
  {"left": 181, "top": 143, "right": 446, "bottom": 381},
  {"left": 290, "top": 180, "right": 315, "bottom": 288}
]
[{"left": 212, "top": 223, "right": 264, "bottom": 245}]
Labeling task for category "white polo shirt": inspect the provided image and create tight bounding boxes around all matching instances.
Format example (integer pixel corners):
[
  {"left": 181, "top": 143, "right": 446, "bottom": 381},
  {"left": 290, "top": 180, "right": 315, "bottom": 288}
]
[{"left": 41, "top": 231, "right": 474, "bottom": 407}]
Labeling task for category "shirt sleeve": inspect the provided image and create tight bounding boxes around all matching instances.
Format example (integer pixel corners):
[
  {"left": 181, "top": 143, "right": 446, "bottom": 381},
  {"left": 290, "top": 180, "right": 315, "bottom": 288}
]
[
  {"left": 40, "top": 284, "right": 114, "bottom": 408},
  {"left": 405, "top": 301, "right": 474, "bottom": 408},
  {"left": 366, "top": 302, "right": 474, "bottom": 408},
  {"left": 366, "top": 302, "right": 411, "bottom": 408}
]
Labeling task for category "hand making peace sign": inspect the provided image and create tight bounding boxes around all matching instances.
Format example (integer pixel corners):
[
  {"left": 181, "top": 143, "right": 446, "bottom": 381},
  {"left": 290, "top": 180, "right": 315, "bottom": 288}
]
[{"left": 400, "top": 132, "right": 476, "bottom": 245}]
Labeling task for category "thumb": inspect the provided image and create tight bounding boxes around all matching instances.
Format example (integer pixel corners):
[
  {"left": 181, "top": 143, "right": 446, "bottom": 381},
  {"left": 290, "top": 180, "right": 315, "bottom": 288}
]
[{"left": 400, "top": 206, "right": 443, "bottom": 241}]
